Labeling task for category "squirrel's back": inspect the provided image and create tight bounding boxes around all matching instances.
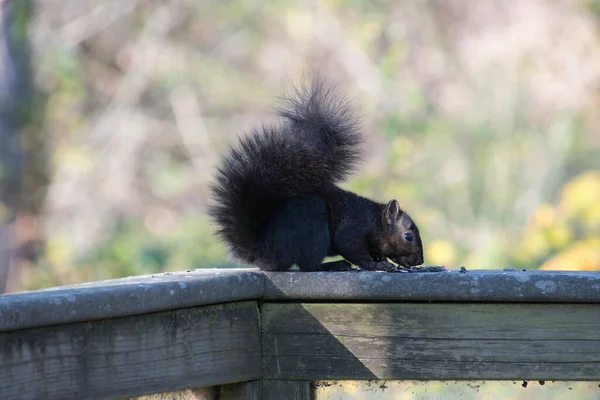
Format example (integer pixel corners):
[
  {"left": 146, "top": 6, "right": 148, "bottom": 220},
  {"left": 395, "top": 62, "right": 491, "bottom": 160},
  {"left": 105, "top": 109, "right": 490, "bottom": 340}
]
[{"left": 209, "top": 76, "right": 363, "bottom": 265}]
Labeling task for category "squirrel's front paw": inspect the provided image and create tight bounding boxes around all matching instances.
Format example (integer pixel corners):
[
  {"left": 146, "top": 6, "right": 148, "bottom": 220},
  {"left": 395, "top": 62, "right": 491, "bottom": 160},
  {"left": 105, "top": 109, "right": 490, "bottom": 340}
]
[
  {"left": 361, "top": 260, "right": 397, "bottom": 272},
  {"left": 376, "top": 261, "right": 398, "bottom": 272},
  {"left": 358, "top": 260, "right": 398, "bottom": 272}
]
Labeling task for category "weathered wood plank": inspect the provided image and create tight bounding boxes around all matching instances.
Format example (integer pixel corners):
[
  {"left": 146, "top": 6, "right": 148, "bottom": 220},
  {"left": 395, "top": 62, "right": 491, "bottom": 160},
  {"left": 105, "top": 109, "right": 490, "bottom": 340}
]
[
  {"left": 219, "top": 380, "right": 310, "bottom": 400},
  {"left": 262, "top": 303, "right": 600, "bottom": 381},
  {"left": 262, "top": 270, "right": 600, "bottom": 303},
  {"left": 1, "top": 301, "right": 261, "bottom": 400},
  {"left": 0, "top": 269, "right": 264, "bottom": 332},
  {"left": 261, "top": 380, "right": 312, "bottom": 400},
  {"left": 5, "top": 269, "right": 600, "bottom": 333}
]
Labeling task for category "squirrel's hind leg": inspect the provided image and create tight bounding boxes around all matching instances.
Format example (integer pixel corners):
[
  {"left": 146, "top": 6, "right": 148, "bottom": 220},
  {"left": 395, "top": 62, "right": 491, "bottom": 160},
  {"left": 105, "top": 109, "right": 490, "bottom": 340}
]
[
  {"left": 266, "top": 196, "right": 331, "bottom": 272},
  {"left": 257, "top": 260, "right": 293, "bottom": 271},
  {"left": 316, "top": 260, "right": 353, "bottom": 271}
]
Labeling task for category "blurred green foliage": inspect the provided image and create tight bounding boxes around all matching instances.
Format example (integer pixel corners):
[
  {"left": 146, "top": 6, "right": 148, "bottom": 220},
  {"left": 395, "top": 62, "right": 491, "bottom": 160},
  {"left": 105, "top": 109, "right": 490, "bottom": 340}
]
[
  {"left": 16, "top": 0, "right": 600, "bottom": 290},
  {"left": 30, "top": 215, "right": 234, "bottom": 290}
]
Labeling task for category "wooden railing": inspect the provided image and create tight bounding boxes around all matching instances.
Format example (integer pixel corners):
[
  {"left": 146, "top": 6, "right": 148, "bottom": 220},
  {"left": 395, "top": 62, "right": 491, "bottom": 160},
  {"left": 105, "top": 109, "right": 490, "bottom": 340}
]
[{"left": 1, "top": 268, "right": 600, "bottom": 399}]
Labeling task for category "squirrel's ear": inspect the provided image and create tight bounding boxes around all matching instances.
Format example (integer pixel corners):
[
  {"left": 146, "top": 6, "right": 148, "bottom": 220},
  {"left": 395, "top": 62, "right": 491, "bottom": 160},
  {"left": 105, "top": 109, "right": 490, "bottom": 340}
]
[{"left": 384, "top": 199, "right": 401, "bottom": 224}]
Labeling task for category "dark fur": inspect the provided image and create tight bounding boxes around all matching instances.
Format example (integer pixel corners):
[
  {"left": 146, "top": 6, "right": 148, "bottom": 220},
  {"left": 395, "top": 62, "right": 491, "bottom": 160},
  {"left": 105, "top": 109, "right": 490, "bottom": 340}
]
[{"left": 209, "top": 76, "right": 424, "bottom": 271}]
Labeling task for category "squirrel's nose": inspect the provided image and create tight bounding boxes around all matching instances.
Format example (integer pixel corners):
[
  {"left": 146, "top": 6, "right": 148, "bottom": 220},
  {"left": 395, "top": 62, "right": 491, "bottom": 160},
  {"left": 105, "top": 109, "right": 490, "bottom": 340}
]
[{"left": 408, "top": 253, "right": 424, "bottom": 266}]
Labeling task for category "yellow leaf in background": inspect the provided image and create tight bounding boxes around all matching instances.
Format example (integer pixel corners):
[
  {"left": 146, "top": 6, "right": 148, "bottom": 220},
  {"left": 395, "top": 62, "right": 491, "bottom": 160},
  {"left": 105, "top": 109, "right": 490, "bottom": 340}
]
[
  {"left": 559, "top": 170, "right": 600, "bottom": 217},
  {"left": 361, "top": 21, "right": 381, "bottom": 42},
  {"left": 582, "top": 202, "right": 600, "bottom": 230},
  {"left": 532, "top": 203, "right": 555, "bottom": 228},
  {"left": 55, "top": 146, "right": 95, "bottom": 172},
  {"left": 517, "top": 229, "right": 549, "bottom": 260},
  {"left": 427, "top": 240, "right": 457, "bottom": 266},
  {"left": 46, "top": 235, "right": 74, "bottom": 267},
  {"left": 545, "top": 225, "right": 572, "bottom": 249},
  {"left": 540, "top": 241, "right": 600, "bottom": 271},
  {"left": 392, "top": 137, "right": 414, "bottom": 157}
]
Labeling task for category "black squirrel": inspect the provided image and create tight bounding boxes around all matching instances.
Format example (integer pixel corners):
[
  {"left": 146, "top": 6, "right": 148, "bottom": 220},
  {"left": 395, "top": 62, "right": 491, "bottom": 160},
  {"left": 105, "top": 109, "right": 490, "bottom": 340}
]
[{"left": 209, "top": 76, "right": 424, "bottom": 272}]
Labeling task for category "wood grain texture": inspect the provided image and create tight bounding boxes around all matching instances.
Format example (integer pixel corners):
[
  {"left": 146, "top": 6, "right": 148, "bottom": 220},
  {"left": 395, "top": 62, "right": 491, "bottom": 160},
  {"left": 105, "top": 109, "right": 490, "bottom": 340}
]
[
  {"left": 0, "top": 269, "right": 264, "bottom": 332},
  {"left": 220, "top": 380, "right": 310, "bottom": 400},
  {"left": 0, "top": 301, "right": 261, "bottom": 400},
  {"left": 262, "top": 303, "right": 600, "bottom": 381},
  {"left": 5, "top": 269, "right": 600, "bottom": 333},
  {"left": 262, "top": 270, "right": 600, "bottom": 303}
]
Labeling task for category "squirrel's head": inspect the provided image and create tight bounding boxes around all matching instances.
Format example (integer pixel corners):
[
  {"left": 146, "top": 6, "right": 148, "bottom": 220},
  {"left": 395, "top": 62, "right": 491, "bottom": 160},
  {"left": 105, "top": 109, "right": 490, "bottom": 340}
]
[{"left": 380, "top": 199, "right": 424, "bottom": 267}]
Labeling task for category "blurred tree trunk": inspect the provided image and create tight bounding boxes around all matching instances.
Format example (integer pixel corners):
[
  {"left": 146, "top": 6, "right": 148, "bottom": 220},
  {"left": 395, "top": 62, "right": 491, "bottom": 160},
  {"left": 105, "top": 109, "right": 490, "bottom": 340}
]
[{"left": 0, "top": 0, "right": 39, "bottom": 293}]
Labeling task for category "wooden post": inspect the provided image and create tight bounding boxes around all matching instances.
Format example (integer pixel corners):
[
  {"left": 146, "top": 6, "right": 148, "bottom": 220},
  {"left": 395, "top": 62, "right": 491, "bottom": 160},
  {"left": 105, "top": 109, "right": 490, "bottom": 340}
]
[
  {"left": 260, "top": 381, "right": 312, "bottom": 400},
  {"left": 219, "top": 381, "right": 260, "bottom": 400},
  {"left": 220, "top": 380, "right": 312, "bottom": 400}
]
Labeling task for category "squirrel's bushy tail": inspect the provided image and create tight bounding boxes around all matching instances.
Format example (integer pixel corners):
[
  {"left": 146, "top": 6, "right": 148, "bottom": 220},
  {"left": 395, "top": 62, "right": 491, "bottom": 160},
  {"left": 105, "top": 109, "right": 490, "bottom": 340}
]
[{"left": 209, "top": 76, "right": 363, "bottom": 263}]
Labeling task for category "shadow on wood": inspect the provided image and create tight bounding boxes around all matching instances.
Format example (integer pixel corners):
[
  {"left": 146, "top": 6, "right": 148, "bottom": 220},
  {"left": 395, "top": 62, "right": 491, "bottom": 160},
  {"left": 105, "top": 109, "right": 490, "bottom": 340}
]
[{"left": 262, "top": 302, "right": 600, "bottom": 381}]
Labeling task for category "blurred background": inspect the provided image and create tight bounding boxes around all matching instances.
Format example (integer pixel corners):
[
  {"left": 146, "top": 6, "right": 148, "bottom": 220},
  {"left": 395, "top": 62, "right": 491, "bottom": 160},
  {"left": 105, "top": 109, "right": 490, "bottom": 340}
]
[{"left": 0, "top": 0, "right": 599, "bottom": 293}]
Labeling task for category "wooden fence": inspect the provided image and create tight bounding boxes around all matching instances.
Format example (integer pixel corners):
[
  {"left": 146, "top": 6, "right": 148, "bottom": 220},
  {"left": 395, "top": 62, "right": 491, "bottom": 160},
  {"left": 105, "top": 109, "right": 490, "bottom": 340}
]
[{"left": 1, "top": 268, "right": 600, "bottom": 399}]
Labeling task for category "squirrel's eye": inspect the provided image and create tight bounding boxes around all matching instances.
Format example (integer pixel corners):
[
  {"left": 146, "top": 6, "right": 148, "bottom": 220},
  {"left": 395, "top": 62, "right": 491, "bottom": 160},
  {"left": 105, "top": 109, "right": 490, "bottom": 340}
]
[{"left": 404, "top": 233, "right": 413, "bottom": 242}]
